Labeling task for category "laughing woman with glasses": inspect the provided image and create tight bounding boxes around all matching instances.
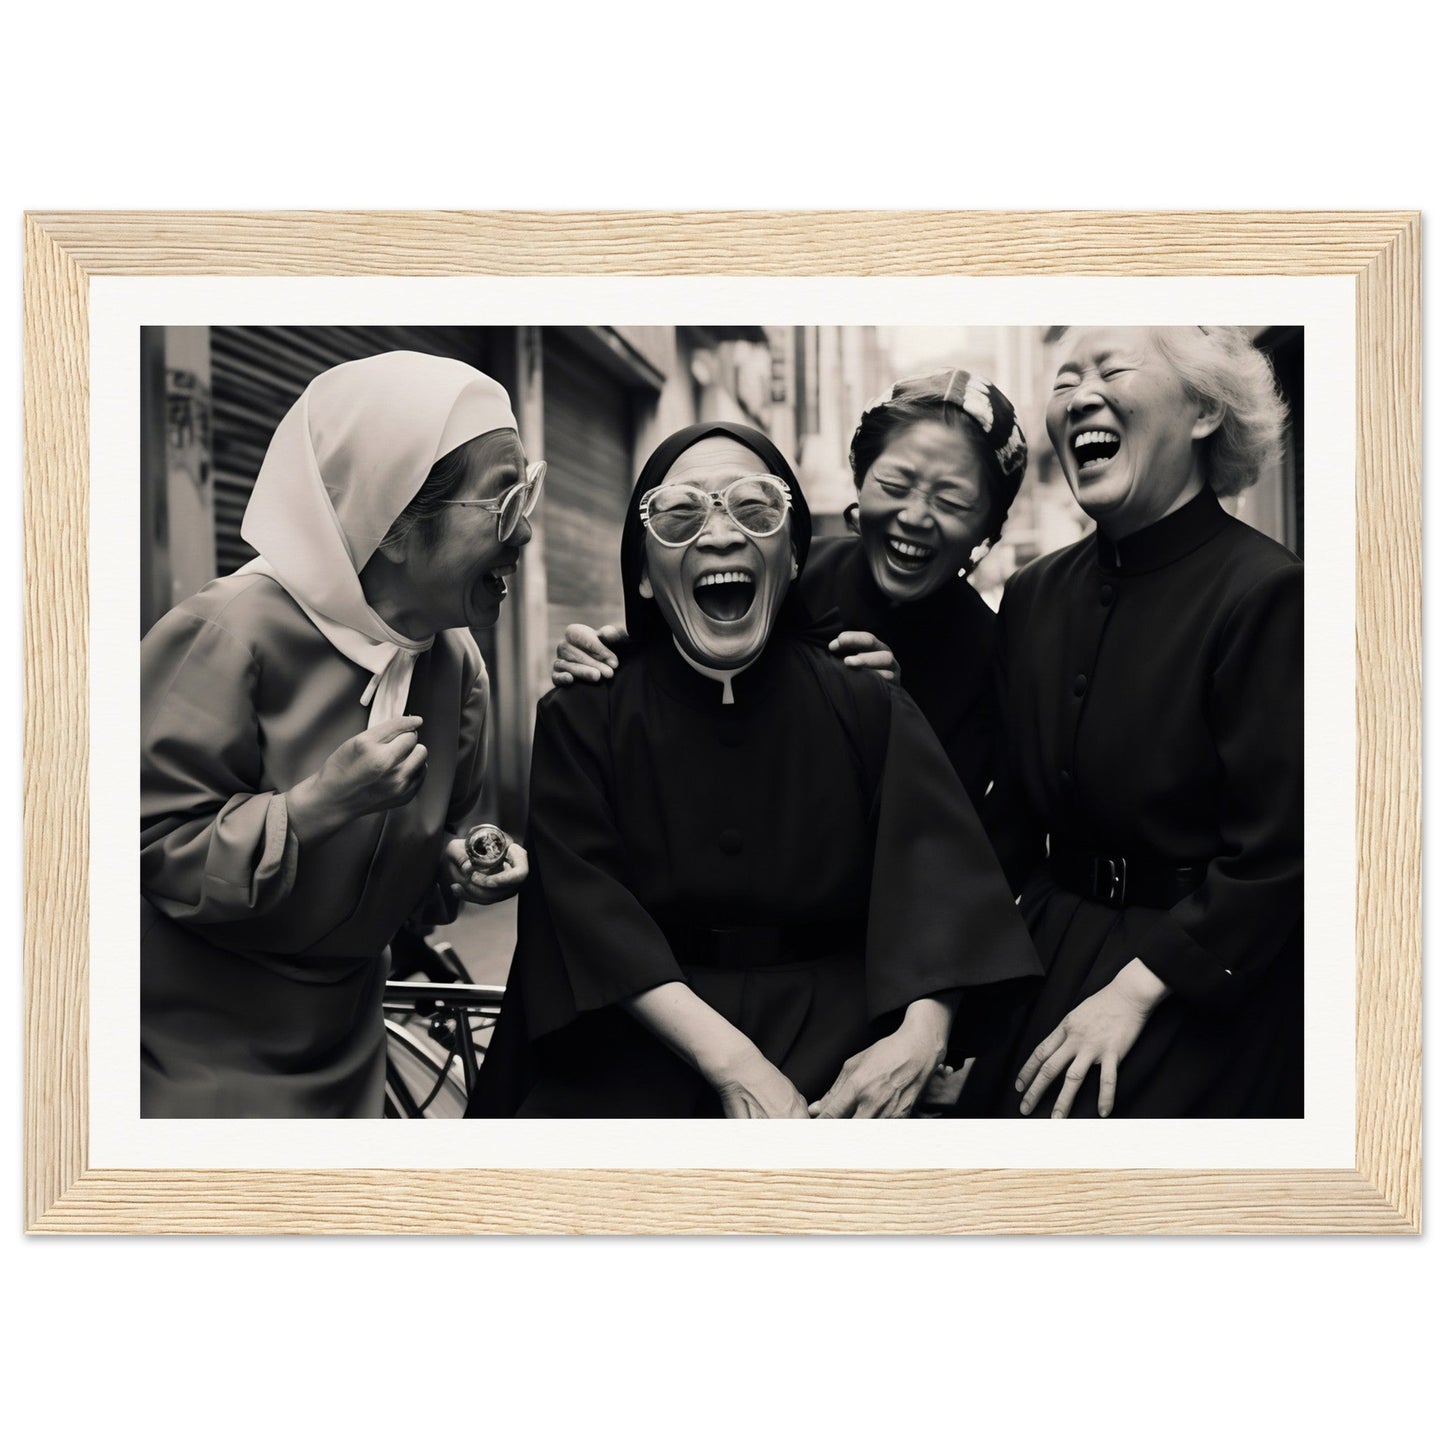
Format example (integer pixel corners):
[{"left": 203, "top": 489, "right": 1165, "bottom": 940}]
[
  {"left": 552, "top": 370, "right": 1029, "bottom": 812},
  {"left": 141, "top": 351, "right": 537, "bottom": 1117},
  {"left": 468, "top": 422, "right": 1039, "bottom": 1119}
]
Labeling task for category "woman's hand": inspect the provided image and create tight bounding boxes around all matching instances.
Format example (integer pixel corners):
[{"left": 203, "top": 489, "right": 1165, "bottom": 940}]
[
  {"left": 1016, "top": 959, "right": 1170, "bottom": 1118},
  {"left": 810, "top": 999, "right": 953, "bottom": 1118},
  {"left": 621, "top": 982, "right": 809, "bottom": 1118},
  {"left": 809, "top": 1033, "right": 939, "bottom": 1118},
  {"left": 827, "top": 631, "right": 899, "bottom": 684},
  {"left": 288, "top": 716, "right": 427, "bottom": 840},
  {"left": 713, "top": 1051, "right": 812, "bottom": 1119},
  {"left": 440, "top": 837, "right": 529, "bottom": 906},
  {"left": 918, "top": 1060, "right": 973, "bottom": 1111},
  {"left": 552, "top": 623, "right": 629, "bottom": 686}
]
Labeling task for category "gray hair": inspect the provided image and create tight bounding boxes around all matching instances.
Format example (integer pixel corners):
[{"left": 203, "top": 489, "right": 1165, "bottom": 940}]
[{"left": 1149, "top": 326, "right": 1288, "bottom": 498}]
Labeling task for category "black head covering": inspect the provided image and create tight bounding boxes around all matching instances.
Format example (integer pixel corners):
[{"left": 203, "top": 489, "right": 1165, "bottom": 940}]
[{"left": 621, "top": 421, "right": 818, "bottom": 648}]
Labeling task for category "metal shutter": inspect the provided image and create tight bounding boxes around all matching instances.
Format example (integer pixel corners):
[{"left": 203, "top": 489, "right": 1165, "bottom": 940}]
[{"left": 540, "top": 338, "right": 635, "bottom": 644}]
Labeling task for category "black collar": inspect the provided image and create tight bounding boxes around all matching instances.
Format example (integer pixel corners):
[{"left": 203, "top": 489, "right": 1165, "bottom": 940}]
[{"left": 1093, "top": 486, "right": 1231, "bottom": 576}]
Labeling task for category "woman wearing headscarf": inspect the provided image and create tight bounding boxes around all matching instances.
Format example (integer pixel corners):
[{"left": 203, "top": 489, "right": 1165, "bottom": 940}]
[
  {"left": 550, "top": 370, "right": 1029, "bottom": 811},
  {"left": 141, "top": 350, "right": 538, "bottom": 1118},
  {"left": 468, "top": 421, "right": 1040, "bottom": 1119},
  {"left": 963, "top": 326, "right": 1303, "bottom": 1119}
]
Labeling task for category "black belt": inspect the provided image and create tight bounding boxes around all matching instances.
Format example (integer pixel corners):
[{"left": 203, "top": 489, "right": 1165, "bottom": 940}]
[
  {"left": 1048, "top": 841, "right": 1206, "bottom": 910},
  {"left": 663, "top": 920, "right": 860, "bottom": 971}
]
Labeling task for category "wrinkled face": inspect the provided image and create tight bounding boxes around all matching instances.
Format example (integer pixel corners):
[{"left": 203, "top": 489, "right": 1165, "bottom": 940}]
[
  {"left": 857, "top": 420, "right": 991, "bottom": 604},
  {"left": 408, "top": 432, "right": 533, "bottom": 632},
  {"left": 1046, "top": 327, "right": 1218, "bottom": 534},
  {"left": 639, "top": 436, "right": 796, "bottom": 670}
]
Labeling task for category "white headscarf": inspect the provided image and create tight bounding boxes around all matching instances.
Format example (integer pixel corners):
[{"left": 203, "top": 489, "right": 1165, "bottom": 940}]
[{"left": 238, "top": 351, "right": 518, "bottom": 724}]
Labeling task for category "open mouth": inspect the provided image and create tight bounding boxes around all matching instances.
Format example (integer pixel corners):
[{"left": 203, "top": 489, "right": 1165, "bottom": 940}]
[
  {"left": 883, "top": 536, "right": 937, "bottom": 575},
  {"left": 476, "top": 560, "right": 516, "bottom": 604},
  {"left": 1071, "top": 428, "right": 1121, "bottom": 475},
  {"left": 693, "top": 568, "right": 756, "bottom": 623}
]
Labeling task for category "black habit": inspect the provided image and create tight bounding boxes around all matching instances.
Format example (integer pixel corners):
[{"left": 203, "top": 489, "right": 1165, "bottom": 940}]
[
  {"left": 965, "top": 486, "right": 1304, "bottom": 1118},
  {"left": 470, "top": 634, "right": 1041, "bottom": 1118}
]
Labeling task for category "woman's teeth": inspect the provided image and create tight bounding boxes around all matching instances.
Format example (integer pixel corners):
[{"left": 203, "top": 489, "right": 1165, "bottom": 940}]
[
  {"left": 1072, "top": 429, "right": 1121, "bottom": 470},
  {"left": 694, "top": 570, "right": 756, "bottom": 622},
  {"left": 885, "top": 537, "right": 936, "bottom": 573}
]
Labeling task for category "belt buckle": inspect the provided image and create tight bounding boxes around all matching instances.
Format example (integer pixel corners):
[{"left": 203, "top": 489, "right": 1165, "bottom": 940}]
[{"left": 1092, "top": 854, "right": 1128, "bottom": 905}]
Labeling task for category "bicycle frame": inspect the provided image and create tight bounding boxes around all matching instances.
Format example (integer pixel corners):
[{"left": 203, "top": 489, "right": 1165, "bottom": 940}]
[{"left": 382, "top": 980, "right": 505, "bottom": 1119}]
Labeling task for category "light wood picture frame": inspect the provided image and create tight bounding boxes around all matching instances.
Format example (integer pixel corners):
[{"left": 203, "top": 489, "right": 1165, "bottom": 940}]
[{"left": 23, "top": 210, "right": 1421, "bottom": 1234}]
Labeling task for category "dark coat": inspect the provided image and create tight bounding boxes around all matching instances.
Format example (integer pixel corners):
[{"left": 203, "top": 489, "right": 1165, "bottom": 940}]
[{"left": 965, "top": 487, "right": 1304, "bottom": 1118}]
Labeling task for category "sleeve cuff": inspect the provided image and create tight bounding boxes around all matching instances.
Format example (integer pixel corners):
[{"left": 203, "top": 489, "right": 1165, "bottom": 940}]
[
  {"left": 203, "top": 792, "right": 299, "bottom": 915},
  {"left": 1123, "top": 908, "right": 1238, "bottom": 1010}
]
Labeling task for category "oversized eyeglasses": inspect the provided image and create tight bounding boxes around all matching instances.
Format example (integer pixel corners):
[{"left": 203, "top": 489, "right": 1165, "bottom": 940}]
[
  {"left": 639, "top": 475, "right": 792, "bottom": 548},
  {"left": 436, "top": 460, "right": 547, "bottom": 541}
]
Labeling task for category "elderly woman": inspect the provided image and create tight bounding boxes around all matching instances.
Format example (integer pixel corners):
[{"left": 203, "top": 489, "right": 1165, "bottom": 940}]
[
  {"left": 552, "top": 370, "right": 1028, "bottom": 810},
  {"left": 469, "top": 421, "right": 1039, "bottom": 1119},
  {"left": 141, "top": 351, "right": 536, "bottom": 1118},
  {"left": 964, "top": 325, "right": 1303, "bottom": 1119}
]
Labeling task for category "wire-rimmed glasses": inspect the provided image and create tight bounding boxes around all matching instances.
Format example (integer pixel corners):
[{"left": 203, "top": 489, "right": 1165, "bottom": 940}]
[{"left": 437, "top": 460, "right": 546, "bottom": 542}]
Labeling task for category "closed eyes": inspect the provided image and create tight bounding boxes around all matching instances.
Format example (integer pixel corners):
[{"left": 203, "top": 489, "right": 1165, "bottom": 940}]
[{"left": 875, "top": 478, "right": 977, "bottom": 513}]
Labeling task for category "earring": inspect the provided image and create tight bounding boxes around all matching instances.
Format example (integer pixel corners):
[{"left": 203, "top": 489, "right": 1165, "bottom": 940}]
[{"left": 961, "top": 540, "right": 992, "bottom": 576}]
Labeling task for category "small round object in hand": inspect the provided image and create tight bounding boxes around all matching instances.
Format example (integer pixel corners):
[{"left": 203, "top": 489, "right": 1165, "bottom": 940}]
[{"left": 464, "top": 823, "right": 512, "bottom": 874}]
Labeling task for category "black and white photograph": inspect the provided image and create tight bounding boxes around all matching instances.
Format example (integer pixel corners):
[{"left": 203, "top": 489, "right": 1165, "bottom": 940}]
[{"left": 136, "top": 320, "right": 1306, "bottom": 1125}]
